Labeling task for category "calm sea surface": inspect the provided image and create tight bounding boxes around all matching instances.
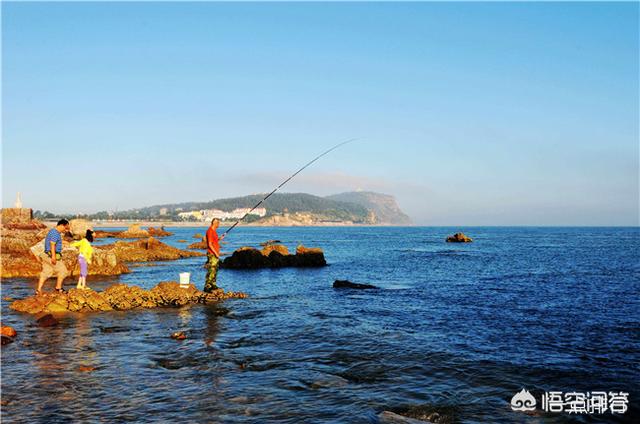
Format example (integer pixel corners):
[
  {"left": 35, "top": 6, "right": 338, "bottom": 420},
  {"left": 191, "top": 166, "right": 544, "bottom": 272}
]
[{"left": 2, "top": 227, "right": 639, "bottom": 423}]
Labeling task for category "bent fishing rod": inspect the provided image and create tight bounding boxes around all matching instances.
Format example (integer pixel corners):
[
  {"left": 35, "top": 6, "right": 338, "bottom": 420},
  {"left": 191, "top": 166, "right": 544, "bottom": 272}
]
[{"left": 221, "top": 138, "right": 358, "bottom": 238}]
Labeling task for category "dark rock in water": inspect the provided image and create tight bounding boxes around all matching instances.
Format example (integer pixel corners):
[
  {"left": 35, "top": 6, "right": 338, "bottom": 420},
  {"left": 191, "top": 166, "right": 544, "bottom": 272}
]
[
  {"left": 36, "top": 314, "right": 59, "bottom": 327},
  {"left": 446, "top": 232, "right": 472, "bottom": 243},
  {"left": 378, "top": 411, "right": 432, "bottom": 423},
  {"left": 295, "top": 245, "right": 327, "bottom": 267},
  {"left": 333, "top": 280, "right": 378, "bottom": 289},
  {"left": 221, "top": 244, "right": 326, "bottom": 269},
  {"left": 222, "top": 247, "right": 271, "bottom": 269},
  {"left": 1, "top": 335, "right": 14, "bottom": 346},
  {"left": 171, "top": 331, "right": 187, "bottom": 340}
]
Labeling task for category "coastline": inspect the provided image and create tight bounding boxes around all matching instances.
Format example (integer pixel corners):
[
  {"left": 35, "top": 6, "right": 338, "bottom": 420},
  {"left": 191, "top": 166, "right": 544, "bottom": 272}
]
[{"left": 43, "top": 220, "right": 413, "bottom": 228}]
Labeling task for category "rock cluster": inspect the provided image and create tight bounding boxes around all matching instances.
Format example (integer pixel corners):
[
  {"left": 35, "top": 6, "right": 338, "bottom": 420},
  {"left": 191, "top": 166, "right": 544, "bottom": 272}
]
[
  {"left": 10, "top": 282, "right": 247, "bottom": 314},
  {"left": 221, "top": 244, "right": 326, "bottom": 269},
  {"left": 1, "top": 212, "right": 129, "bottom": 278},
  {"left": 446, "top": 232, "right": 473, "bottom": 243},
  {"left": 101, "top": 237, "right": 204, "bottom": 262},
  {"left": 116, "top": 224, "right": 150, "bottom": 238}
]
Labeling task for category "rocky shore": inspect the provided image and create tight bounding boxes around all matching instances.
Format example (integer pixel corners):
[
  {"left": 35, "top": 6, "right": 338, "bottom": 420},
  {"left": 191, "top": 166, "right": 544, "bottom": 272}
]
[
  {"left": 10, "top": 282, "right": 247, "bottom": 314},
  {"left": 0, "top": 209, "right": 203, "bottom": 279}
]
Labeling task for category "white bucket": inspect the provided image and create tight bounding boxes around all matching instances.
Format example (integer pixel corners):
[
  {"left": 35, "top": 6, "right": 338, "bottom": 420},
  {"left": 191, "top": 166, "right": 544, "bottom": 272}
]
[{"left": 179, "top": 272, "right": 191, "bottom": 288}]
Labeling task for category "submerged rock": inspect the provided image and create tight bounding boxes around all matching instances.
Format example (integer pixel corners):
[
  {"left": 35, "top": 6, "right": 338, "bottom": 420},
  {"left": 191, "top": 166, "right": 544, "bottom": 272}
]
[
  {"left": 35, "top": 314, "right": 59, "bottom": 327},
  {"left": 188, "top": 238, "right": 207, "bottom": 250},
  {"left": 10, "top": 282, "right": 247, "bottom": 314},
  {"left": 333, "top": 280, "right": 378, "bottom": 289},
  {"left": 445, "top": 233, "right": 472, "bottom": 243},
  {"left": 1, "top": 336, "right": 14, "bottom": 346},
  {"left": 221, "top": 244, "right": 326, "bottom": 269}
]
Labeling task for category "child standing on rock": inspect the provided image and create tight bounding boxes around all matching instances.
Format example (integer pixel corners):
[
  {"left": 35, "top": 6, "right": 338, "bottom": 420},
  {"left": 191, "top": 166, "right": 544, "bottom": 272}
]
[{"left": 71, "top": 229, "right": 94, "bottom": 290}]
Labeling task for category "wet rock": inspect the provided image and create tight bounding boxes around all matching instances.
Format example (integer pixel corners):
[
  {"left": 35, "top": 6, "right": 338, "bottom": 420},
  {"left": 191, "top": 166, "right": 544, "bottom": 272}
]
[
  {"left": 221, "top": 244, "right": 326, "bottom": 269},
  {"left": 333, "top": 280, "right": 378, "bottom": 289},
  {"left": 116, "top": 224, "right": 150, "bottom": 239},
  {"left": 11, "top": 282, "right": 247, "bottom": 314},
  {"left": 1, "top": 326, "right": 17, "bottom": 338},
  {"left": 193, "top": 233, "right": 203, "bottom": 239},
  {"left": 1, "top": 335, "right": 14, "bottom": 345},
  {"left": 445, "top": 232, "right": 472, "bottom": 243},
  {"left": 222, "top": 247, "right": 270, "bottom": 269},
  {"left": 101, "top": 237, "right": 204, "bottom": 262},
  {"left": 295, "top": 245, "right": 327, "bottom": 267},
  {"left": 171, "top": 331, "right": 187, "bottom": 340},
  {"left": 177, "top": 239, "right": 188, "bottom": 243},
  {"left": 35, "top": 314, "right": 59, "bottom": 327},
  {"left": 147, "top": 226, "right": 173, "bottom": 237}
]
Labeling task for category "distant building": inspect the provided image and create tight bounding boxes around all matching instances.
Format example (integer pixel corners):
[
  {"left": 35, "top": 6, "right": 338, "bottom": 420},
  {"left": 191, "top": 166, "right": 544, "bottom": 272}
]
[
  {"left": 179, "top": 207, "right": 267, "bottom": 221},
  {"left": 159, "top": 208, "right": 168, "bottom": 216}
]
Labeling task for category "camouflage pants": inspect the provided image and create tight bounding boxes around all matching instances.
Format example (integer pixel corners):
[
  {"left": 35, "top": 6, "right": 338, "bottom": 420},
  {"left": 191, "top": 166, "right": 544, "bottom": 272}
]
[{"left": 204, "top": 254, "right": 220, "bottom": 293}]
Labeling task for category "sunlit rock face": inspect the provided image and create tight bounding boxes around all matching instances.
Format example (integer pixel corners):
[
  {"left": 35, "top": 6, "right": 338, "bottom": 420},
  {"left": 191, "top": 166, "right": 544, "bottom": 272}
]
[{"left": 100, "top": 237, "right": 205, "bottom": 262}]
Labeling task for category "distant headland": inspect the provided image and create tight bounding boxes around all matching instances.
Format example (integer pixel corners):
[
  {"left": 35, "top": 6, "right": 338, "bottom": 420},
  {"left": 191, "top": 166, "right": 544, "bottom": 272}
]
[{"left": 34, "top": 191, "right": 413, "bottom": 227}]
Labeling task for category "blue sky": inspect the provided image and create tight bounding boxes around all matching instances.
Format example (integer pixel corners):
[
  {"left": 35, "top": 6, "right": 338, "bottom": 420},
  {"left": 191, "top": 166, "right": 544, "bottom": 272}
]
[{"left": 2, "top": 2, "right": 638, "bottom": 225}]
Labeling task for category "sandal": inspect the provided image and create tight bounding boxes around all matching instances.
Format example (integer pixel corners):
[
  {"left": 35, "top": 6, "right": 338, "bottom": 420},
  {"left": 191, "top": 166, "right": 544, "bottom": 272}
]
[
  {"left": 35, "top": 289, "right": 42, "bottom": 296},
  {"left": 55, "top": 288, "right": 66, "bottom": 294}
]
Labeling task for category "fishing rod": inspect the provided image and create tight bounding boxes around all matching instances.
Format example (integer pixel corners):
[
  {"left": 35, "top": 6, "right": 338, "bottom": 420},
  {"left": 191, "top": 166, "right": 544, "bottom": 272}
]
[{"left": 221, "top": 138, "right": 358, "bottom": 237}]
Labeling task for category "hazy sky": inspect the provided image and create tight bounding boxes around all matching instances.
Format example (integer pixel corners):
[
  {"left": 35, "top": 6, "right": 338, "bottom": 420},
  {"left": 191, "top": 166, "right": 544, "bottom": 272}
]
[{"left": 3, "top": 2, "right": 638, "bottom": 225}]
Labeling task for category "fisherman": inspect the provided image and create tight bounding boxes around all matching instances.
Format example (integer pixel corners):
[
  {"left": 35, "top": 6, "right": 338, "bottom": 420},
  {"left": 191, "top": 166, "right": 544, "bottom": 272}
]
[
  {"left": 36, "top": 219, "right": 70, "bottom": 295},
  {"left": 204, "top": 218, "right": 225, "bottom": 292}
]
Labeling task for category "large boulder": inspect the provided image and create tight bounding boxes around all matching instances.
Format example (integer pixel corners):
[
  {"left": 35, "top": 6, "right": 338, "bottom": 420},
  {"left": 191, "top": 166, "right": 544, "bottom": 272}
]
[
  {"left": 221, "top": 247, "right": 270, "bottom": 269},
  {"left": 295, "top": 245, "right": 327, "bottom": 267},
  {"left": 10, "top": 282, "right": 247, "bottom": 314},
  {"left": 221, "top": 244, "right": 326, "bottom": 269},
  {"left": 445, "top": 232, "right": 473, "bottom": 243},
  {"left": 69, "top": 219, "right": 93, "bottom": 240}
]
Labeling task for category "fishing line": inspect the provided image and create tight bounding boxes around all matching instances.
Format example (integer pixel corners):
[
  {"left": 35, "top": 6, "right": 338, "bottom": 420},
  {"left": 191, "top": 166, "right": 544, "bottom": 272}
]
[{"left": 221, "top": 138, "right": 358, "bottom": 237}]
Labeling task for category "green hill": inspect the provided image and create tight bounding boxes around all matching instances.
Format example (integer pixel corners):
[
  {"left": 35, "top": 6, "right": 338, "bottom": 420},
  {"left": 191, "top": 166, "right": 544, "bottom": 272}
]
[{"left": 97, "top": 191, "right": 412, "bottom": 225}]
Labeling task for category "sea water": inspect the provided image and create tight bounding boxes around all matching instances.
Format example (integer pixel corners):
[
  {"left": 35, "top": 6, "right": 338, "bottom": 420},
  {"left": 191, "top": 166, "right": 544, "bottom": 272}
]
[{"left": 1, "top": 227, "right": 638, "bottom": 423}]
